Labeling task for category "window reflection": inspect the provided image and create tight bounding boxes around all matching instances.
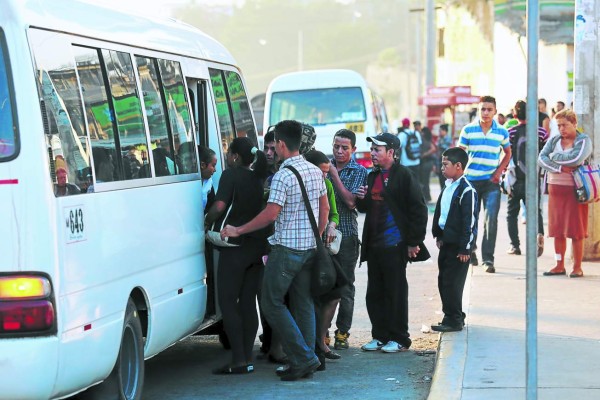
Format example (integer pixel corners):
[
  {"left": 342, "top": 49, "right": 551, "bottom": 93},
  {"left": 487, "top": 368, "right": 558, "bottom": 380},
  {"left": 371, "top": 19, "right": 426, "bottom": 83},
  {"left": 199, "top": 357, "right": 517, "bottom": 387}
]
[
  {"left": 29, "top": 29, "right": 89, "bottom": 194},
  {"left": 102, "top": 49, "right": 149, "bottom": 180},
  {"left": 157, "top": 59, "right": 196, "bottom": 175},
  {"left": 224, "top": 71, "right": 256, "bottom": 143},
  {"left": 209, "top": 69, "right": 235, "bottom": 157},
  {"left": 73, "top": 46, "right": 120, "bottom": 184}
]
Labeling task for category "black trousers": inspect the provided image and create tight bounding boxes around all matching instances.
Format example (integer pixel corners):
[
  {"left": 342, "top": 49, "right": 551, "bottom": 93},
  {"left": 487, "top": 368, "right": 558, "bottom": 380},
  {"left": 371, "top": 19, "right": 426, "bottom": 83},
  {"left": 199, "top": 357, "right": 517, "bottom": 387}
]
[
  {"left": 437, "top": 244, "right": 469, "bottom": 328},
  {"left": 217, "top": 237, "right": 265, "bottom": 364},
  {"left": 365, "top": 245, "right": 411, "bottom": 348}
]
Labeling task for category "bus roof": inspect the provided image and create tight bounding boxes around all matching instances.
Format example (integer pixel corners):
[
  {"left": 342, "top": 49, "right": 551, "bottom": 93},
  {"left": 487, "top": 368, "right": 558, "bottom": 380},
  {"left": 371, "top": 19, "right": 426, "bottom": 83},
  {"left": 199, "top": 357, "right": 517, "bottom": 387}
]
[
  {"left": 3, "top": 0, "right": 236, "bottom": 65},
  {"left": 267, "top": 69, "right": 368, "bottom": 92}
]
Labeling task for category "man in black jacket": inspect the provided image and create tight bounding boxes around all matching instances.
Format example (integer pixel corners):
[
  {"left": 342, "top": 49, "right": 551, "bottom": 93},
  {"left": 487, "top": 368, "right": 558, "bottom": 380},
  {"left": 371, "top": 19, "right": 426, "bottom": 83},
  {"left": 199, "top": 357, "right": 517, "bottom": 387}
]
[{"left": 356, "top": 133, "right": 428, "bottom": 353}]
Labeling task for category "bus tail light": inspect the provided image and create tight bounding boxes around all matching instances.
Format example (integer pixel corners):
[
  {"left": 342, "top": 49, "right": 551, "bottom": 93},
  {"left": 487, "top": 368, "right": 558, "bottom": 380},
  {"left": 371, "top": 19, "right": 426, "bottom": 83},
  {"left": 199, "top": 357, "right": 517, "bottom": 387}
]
[
  {"left": 0, "top": 275, "right": 56, "bottom": 336},
  {"left": 355, "top": 152, "right": 373, "bottom": 169}
]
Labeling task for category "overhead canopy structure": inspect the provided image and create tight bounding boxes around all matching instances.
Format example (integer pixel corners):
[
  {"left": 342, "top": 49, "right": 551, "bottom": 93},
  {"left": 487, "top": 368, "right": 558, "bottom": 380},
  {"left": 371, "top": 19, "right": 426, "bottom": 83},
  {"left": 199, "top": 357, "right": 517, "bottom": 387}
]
[{"left": 494, "top": 0, "right": 575, "bottom": 44}]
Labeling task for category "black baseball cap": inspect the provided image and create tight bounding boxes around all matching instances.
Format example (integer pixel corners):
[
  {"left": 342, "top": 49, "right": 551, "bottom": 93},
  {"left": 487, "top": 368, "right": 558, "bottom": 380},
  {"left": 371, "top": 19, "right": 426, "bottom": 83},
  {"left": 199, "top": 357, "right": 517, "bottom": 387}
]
[{"left": 367, "top": 133, "right": 400, "bottom": 150}]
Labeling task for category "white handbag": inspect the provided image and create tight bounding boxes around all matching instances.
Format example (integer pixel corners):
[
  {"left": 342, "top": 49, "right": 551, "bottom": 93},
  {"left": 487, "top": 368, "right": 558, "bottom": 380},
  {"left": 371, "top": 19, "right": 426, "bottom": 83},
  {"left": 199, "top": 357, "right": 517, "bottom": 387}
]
[{"left": 327, "top": 229, "right": 343, "bottom": 255}]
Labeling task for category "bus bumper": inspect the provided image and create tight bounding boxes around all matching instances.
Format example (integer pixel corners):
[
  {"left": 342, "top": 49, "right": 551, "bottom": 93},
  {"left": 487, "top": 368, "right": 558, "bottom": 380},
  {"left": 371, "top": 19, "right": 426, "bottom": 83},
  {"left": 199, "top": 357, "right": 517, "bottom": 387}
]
[{"left": 0, "top": 336, "right": 59, "bottom": 399}]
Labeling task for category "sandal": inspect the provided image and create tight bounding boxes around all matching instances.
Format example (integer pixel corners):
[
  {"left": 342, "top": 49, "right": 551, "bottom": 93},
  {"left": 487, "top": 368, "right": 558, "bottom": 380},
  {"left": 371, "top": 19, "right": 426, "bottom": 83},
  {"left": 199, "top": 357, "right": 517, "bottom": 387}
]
[
  {"left": 569, "top": 271, "right": 584, "bottom": 278},
  {"left": 212, "top": 364, "right": 254, "bottom": 375}
]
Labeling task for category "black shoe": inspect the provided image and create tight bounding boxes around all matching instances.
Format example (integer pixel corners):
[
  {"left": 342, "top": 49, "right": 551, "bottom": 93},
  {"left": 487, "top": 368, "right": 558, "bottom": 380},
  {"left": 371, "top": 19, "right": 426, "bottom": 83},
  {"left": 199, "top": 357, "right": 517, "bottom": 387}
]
[
  {"left": 470, "top": 252, "right": 478, "bottom": 266},
  {"left": 280, "top": 360, "right": 321, "bottom": 381},
  {"left": 324, "top": 350, "right": 341, "bottom": 360},
  {"left": 275, "top": 364, "right": 290, "bottom": 377},
  {"left": 316, "top": 352, "right": 326, "bottom": 371},
  {"left": 431, "top": 324, "right": 463, "bottom": 333}
]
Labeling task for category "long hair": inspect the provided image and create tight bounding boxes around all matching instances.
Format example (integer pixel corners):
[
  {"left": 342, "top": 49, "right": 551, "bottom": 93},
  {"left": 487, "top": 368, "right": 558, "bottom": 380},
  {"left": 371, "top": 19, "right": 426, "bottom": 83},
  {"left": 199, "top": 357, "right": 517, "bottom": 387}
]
[{"left": 229, "top": 137, "right": 269, "bottom": 179}]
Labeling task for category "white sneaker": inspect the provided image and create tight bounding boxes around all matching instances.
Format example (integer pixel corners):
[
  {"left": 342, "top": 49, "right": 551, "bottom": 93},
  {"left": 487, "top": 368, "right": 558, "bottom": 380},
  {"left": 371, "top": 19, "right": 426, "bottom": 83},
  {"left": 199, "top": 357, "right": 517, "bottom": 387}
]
[
  {"left": 381, "top": 340, "right": 407, "bottom": 353},
  {"left": 361, "top": 339, "right": 384, "bottom": 351}
]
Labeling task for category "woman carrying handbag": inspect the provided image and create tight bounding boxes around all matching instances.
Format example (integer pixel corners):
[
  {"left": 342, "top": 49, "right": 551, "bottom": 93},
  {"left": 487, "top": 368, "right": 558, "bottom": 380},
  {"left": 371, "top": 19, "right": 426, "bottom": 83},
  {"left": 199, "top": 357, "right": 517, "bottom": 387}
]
[
  {"left": 538, "top": 109, "right": 592, "bottom": 278},
  {"left": 204, "top": 137, "right": 270, "bottom": 374}
]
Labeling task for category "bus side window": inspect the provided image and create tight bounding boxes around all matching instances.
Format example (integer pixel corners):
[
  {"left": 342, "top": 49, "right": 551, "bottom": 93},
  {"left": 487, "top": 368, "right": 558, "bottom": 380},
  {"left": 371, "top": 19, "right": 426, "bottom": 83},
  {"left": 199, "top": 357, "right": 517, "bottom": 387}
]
[
  {"left": 29, "top": 29, "right": 89, "bottom": 195},
  {"left": 208, "top": 69, "right": 235, "bottom": 157},
  {"left": 223, "top": 71, "right": 257, "bottom": 143},
  {"left": 157, "top": 59, "right": 197, "bottom": 175},
  {"left": 135, "top": 56, "right": 170, "bottom": 178}
]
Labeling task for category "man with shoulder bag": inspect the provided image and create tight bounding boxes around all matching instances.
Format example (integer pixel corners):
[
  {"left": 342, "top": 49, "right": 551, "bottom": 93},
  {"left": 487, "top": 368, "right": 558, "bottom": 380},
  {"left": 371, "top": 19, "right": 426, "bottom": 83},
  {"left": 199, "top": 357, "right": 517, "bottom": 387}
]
[
  {"left": 221, "top": 120, "right": 329, "bottom": 381},
  {"left": 356, "top": 133, "right": 429, "bottom": 354}
]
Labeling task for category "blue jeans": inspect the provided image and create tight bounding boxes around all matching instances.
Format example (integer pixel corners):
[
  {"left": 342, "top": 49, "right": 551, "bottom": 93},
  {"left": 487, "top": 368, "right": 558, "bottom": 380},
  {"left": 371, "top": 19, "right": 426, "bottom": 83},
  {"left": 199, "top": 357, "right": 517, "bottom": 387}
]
[
  {"left": 334, "top": 235, "right": 360, "bottom": 333},
  {"left": 261, "top": 245, "right": 318, "bottom": 368},
  {"left": 470, "top": 179, "right": 501, "bottom": 265}
]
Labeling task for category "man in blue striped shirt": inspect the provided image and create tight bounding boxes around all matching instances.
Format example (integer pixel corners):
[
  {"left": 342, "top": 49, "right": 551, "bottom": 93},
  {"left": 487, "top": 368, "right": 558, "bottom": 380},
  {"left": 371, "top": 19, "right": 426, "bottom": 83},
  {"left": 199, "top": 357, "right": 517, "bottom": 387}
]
[{"left": 458, "top": 96, "right": 512, "bottom": 273}]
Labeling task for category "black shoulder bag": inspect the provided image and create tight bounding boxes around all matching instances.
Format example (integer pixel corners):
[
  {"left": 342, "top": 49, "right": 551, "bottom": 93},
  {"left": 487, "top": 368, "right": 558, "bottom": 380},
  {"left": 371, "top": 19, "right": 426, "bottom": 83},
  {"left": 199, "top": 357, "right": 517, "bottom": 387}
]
[{"left": 285, "top": 166, "right": 337, "bottom": 297}]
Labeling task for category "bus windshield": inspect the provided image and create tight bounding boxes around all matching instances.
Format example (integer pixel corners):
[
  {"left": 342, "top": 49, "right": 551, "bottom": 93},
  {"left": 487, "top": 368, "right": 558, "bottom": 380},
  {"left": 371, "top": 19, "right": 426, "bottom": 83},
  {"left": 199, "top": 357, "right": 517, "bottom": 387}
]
[
  {"left": 269, "top": 87, "right": 366, "bottom": 126},
  {"left": 0, "top": 35, "right": 17, "bottom": 161}
]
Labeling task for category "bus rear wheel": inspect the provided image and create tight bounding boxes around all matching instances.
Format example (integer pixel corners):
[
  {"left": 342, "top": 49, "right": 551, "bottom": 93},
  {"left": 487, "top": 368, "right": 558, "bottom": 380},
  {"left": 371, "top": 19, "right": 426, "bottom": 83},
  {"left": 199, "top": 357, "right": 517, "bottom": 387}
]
[{"left": 87, "top": 299, "right": 145, "bottom": 399}]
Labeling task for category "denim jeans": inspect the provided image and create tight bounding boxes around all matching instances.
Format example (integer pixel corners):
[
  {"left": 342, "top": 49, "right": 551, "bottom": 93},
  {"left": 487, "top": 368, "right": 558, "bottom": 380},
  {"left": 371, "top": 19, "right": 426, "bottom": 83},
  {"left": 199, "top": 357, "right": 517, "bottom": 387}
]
[
  {"left": 261, "top": 245, "right": 318, "bottom": 368},
  {"left": 471, "top": 179, "right": 501, "bottom": 265},
  {"left": 333, "top": 235, "right": 360, "bottom": 333}
]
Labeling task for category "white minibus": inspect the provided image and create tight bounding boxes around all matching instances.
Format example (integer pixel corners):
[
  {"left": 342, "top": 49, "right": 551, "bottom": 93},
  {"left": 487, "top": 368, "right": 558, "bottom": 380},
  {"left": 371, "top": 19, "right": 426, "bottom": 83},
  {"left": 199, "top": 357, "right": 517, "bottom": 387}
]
[
  {"left": 262, "top": 69, "right": 388, "bottom": 168},
  {"left": 0, "top": 1, "right": 257, "bottom": 398}
]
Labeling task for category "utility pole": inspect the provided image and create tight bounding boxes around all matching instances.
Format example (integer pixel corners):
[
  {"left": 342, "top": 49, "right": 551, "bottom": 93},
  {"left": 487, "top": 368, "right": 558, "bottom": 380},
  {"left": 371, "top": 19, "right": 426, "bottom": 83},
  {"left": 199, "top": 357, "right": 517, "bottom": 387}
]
[
  {"left": 426, "top": 0, "right": 436, "bottom": 87},
  {"left": 574, "top": 0, "right": 600, "bottom": 260}
]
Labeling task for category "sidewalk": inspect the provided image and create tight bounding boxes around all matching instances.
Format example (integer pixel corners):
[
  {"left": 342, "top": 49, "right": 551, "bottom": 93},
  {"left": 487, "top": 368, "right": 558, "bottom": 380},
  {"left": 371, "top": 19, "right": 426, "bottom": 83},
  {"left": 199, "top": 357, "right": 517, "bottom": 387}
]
[{"left": 428, "top": 200, "right": 600, "bottom": 399}]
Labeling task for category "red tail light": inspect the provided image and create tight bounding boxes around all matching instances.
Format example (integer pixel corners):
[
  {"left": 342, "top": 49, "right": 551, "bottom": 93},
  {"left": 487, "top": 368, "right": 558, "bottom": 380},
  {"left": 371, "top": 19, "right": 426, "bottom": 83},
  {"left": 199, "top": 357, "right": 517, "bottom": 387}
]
[
  {"left": 0, "top": 274, "right": 56, "bottom": 336},
  {"left": 355, "top": 152, "right": 373, "bottom": 169}
]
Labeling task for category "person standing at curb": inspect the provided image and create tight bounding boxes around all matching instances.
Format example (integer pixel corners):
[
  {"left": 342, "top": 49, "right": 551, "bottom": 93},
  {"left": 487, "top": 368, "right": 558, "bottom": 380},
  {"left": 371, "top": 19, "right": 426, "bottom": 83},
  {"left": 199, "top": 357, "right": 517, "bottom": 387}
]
[
  {"left": 356, "top": 133, "right": 428, "bottom": 353},
  {"left": 327, "top": 129, "right": 368, "bottom": 351},
  {"left": 431, "top": 147, "right": 478, "bottom": 332},
  {"left": 458, "top": 95, "right": 512, "bottom": 273},
  {"left": 220, "top": 120, "right": 328, "bottom": 381}
]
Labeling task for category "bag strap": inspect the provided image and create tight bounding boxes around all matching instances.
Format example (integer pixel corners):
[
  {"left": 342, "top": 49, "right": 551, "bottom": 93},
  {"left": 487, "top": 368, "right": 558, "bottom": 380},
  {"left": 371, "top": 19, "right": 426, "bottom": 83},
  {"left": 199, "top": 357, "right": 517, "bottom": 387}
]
[
  {"left": 284, "top": 165, "right": 321, "bottom": 242},
  {"left": 211, "top": 188, "right": 235, "bottom": 231}
]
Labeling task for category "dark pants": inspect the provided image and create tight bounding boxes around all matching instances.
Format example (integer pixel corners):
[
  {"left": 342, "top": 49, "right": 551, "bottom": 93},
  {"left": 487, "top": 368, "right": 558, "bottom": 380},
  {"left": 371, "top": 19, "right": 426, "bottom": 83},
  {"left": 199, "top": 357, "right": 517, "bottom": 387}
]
[
  {"left": 365, "top": 245, "right": 411, "bottom": 348},
  {"left": 217, "top": 238, "right": 265, "bottom": 365},
  {"left": 333, "top": 235, "right": 360, "bottom": 334},
  {"left": 507, "top": 181, "right": 544, "bottom": 248},
  {"left": 419, "top": 159, "right": 434, "bottom": 202},
  {"left": 437, "top": 244, "right": 469, "bottom": 328}
]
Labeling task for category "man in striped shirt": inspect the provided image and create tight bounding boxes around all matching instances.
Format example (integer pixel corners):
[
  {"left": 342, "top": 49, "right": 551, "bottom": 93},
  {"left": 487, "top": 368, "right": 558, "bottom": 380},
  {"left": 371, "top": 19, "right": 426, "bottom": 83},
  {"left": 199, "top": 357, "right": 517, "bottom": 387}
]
[
  {"left": 506, "top": 100, "right": 547, "bottom": 257},
  {"left": 458, "top": 96, "right": 512, "bottom": 273}
]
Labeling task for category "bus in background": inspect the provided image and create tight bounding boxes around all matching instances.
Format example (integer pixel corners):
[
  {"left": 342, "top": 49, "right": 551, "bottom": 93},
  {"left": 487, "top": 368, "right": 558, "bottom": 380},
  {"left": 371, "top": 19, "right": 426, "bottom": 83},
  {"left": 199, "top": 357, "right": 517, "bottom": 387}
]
[
  {"left": 0, "top": 1, "right": 257, "bottom": 399},
  {"left": 263, "top": 69, "right": 388, "bottom": 168}
]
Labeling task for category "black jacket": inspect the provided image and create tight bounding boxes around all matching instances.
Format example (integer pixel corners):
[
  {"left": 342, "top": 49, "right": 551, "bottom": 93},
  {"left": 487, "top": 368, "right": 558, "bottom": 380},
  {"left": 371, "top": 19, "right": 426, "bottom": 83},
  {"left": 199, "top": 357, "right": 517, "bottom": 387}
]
[
  {"left": 432, "top": 176, "right": 478, "bottom": 255},
  {"left": 356, "top": 163, "right": 428, "bottom": 263}
]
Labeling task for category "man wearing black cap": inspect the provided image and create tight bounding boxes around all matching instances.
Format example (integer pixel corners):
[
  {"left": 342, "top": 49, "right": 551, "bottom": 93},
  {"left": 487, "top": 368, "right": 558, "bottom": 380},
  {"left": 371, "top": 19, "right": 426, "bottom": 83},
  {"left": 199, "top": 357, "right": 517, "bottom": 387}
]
[{"left": 356, "top": 133, "right": 428, "bottom": 353}]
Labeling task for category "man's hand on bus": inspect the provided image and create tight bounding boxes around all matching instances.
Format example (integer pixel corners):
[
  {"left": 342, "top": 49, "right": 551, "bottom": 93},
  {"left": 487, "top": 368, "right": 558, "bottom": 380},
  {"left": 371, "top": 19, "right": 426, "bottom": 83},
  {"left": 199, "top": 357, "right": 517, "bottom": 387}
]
[{"left": 221, "top": 224, "right": 240, "bottom": 239}]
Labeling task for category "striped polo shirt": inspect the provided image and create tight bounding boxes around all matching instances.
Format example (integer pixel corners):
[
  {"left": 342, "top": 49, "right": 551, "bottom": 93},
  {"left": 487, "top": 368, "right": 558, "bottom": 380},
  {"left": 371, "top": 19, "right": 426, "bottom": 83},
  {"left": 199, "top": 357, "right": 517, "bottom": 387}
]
[{"left": 458, "top": 119, "right": 510, "bottom": 181}]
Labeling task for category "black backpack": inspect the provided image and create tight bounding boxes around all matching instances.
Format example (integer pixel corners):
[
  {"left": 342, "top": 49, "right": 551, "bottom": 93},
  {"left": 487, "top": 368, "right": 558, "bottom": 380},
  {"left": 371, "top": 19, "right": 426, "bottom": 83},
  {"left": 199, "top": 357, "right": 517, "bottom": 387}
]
[{"left": 405, "top": 131, "right": 421, "bottom": 160}]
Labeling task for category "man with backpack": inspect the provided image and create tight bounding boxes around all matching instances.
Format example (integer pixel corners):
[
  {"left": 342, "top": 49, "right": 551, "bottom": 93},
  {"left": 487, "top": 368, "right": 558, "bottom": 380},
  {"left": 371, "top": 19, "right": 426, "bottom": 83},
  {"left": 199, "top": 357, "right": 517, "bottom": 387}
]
[
  {"left": 506, "top": 100, "right": 547, "bottom": 257},
  {"left": 398, "top": 118, "right": 422, "bottom": 177}
]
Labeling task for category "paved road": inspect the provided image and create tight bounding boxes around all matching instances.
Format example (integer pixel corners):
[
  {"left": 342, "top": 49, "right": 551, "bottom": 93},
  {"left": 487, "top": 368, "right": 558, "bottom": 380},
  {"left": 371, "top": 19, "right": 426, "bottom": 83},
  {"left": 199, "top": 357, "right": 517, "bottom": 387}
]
[{"left": 75, "top": 197, "right": 444, "bottom": 400}]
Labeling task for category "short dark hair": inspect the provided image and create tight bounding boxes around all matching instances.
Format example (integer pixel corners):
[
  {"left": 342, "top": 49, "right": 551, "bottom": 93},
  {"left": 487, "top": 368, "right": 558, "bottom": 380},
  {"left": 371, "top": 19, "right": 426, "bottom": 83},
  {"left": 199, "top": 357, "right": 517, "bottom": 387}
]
[
  {"left": 274, "top": 120, "right": 302, "bottom": 152},
  {"left": 334, "top": 128, "right": 356, "bottom": 147},
  {"left": 439, "top": 123, "right": 449, "bottom": 133},
  {"left": 538, "top": 98, "right": 547, "bottom": 106},
  {"left": 514, "top": 100, "right": 527, "bottom": 120},
  {"left": 557, "top": 101, "right": 565, "bottom": 108},
  {"left": 264, "top": 126, "right": 275, "bottom": 144},
  {"left": 480, "top": 95, "right": 496, "bottom": 106},
  {"left": 442, "top": 147, "right": 468, "bottom": 170},
  {"left": 198, "top": 145, "right": 216, "bottom": 164},
  {"left": 304, "top": 149, "right": 330, "bottom": 166}
]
